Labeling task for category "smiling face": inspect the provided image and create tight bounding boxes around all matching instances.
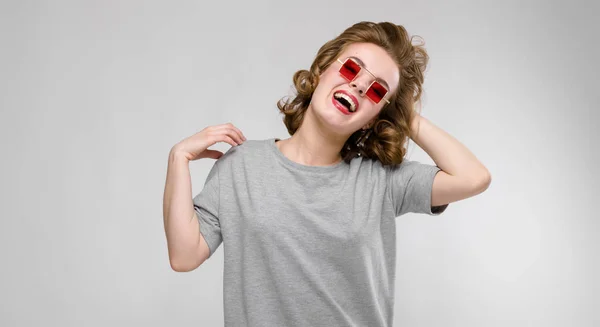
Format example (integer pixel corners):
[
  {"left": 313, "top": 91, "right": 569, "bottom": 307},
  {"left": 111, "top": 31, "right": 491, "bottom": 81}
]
[{"left": 308, "top": 42, "right": 400, "bottom": 137}]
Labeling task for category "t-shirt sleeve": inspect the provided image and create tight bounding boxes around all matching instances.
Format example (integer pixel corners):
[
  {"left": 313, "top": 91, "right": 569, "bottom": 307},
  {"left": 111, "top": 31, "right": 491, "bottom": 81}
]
[
  {"left": 386, "top": 159, "right": 449, "bottom": 217},
  {"left": 192, "top": 161, "right": 223, "bottom": 258}
]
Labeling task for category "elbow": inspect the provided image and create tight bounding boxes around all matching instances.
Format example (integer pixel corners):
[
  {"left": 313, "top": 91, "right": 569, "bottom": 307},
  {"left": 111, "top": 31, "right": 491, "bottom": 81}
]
[
  {"left": 169, "top": 257, "right": 202, "bottom": 272},
  {"left": 170, "top": 259, "right": 188, "bottom": 272},
  {"left": 475, "top": 170, "right": 492, "bottom": 193}
]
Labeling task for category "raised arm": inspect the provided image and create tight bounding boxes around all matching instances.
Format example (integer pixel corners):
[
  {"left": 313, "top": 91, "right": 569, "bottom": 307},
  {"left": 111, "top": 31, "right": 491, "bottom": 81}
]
[
  {"left": 410, "top": 114, "right": 492, "bottom": 206},
  {"left": 162, "top": 123, "right": 246, "bottom": 272},
  {"left": 163, "top": 148, "right": 210, "bottom": 272}
]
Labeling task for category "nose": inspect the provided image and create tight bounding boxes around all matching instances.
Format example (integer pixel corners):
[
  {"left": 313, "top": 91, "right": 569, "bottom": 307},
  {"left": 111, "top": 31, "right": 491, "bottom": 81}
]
[{"left": 350, "top": 78, "right": 368, "bottom": 97}]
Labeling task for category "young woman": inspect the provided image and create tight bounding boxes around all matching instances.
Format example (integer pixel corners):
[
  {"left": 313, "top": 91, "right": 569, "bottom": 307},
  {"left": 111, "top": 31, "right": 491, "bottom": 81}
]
[{"left": 163, "top": 21, "right": 491, "bottom": 327}]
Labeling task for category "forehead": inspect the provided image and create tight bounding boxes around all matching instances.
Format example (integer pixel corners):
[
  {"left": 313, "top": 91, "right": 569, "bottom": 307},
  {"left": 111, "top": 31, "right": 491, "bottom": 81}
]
[{"left": 338, "top": 42, "right": 400, "bottom": 91}]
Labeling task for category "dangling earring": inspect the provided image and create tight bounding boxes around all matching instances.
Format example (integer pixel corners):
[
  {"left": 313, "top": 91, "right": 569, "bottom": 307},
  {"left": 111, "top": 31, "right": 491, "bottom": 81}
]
[{"left": 356, "top": 127, "right": 372, "bottom": 156}]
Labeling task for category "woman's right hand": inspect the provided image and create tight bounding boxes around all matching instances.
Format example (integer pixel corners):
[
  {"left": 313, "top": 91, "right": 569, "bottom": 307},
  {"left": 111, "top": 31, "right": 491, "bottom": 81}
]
[{"left": 172, "top": 123, "right": 247, "bottom": 161}]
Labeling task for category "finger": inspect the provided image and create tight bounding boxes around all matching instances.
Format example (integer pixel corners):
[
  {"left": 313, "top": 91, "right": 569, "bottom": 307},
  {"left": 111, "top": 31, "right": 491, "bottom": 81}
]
[
  {"left": 215, "top": 123, "right": 246, "bottom": 143},
  {"left": 206, "top": 129, "right": 237, "bottom": 147},
  {"left": 215, "top": 134, "right": 238, "bottom": 147},
  {"left": 202, "top": 149, "right": 223, "bottom": 160},
  {"left": 213, "top": 125, "right": 245, "bottom": 144},
  {"left": 230, "top": 125, "right": 247, "bottom": 142},
  {"left": 228, "top": 128, "right": 245, "bottom": 145}
]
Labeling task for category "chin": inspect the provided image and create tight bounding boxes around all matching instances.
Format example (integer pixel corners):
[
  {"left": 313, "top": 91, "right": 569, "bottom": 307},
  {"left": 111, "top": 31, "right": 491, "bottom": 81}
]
[{"left": 314, "top": 104, "right": 357, "bottom": 134}]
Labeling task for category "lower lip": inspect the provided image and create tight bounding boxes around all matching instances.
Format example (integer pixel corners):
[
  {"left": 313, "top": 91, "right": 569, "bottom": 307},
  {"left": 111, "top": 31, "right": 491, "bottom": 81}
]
[{"left": 331, "top": 96, "right": 353, "bottom": 115}]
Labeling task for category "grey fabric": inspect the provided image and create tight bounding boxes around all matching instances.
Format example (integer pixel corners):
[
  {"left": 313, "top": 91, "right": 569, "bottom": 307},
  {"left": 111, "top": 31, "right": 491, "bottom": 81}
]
[{"left": 193, "top": 138, "right": 448, "bottom": 327}]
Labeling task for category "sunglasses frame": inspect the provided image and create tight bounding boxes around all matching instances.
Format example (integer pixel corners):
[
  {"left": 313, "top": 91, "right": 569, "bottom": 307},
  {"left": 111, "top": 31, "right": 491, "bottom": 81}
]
[{"left": 336, "top": 57, "right": 391, "bottom": 105}]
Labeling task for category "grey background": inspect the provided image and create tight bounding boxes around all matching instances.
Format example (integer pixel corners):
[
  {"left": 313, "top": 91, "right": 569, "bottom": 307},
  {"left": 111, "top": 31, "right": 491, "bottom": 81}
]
[{"left": 1, "top": 0, "right": 597, "bottom": 326}]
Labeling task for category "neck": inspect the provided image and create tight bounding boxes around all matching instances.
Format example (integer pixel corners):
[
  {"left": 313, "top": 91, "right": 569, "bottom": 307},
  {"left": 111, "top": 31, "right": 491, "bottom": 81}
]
[{"left": 277, "top": 108, "right": 348, "bottom": 167}]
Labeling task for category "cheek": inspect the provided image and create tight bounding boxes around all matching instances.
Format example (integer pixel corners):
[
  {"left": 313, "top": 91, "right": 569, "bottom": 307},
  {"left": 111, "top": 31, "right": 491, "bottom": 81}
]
[
  {"left": 313, "top": 76, "right": 334, "bottom": 98},
  {"left": 359, "top": 103, "right": 380, "bottom": 119},
  {"left": 316, "top": 74, "right": 343, "bottom": 97},
  {"left": 319, "top": 68, "right": 343, "bottom": 87}
]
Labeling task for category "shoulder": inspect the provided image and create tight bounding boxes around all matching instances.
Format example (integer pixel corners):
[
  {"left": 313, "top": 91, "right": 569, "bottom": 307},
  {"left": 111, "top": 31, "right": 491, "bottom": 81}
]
[
  {"left": 214, "top": 138, "right": 270, "bottom": 167},
  {"left": 383, "top": 158, "right": 434, "bottom": 174},
  {"left": 377, "top": 158, "right": 441, "bottom": 186}
]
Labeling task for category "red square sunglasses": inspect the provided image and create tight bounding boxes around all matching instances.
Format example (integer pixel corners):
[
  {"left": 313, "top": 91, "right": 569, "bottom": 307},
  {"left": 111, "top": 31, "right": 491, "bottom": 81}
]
[{"left": 336, "top": 57, "right": 391, "bottom": 105}]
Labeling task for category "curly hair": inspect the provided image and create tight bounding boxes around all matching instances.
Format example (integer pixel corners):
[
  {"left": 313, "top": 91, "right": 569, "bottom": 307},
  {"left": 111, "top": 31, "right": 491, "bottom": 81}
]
[{"left": 276, "top": 21, "right": 429, "bottom": 166}]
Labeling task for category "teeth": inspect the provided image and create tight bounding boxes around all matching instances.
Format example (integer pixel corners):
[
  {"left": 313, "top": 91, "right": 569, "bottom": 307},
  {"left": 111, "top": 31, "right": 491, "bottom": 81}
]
[{"left": 334, "top": 92, "right": 357, "bottom": 112}]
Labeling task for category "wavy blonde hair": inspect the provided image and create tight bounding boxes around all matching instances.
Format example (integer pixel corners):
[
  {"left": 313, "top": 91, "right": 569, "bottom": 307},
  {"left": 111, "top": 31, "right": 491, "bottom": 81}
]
[{"left": 276, "top": 21, "right": 429, "bottom": 166}]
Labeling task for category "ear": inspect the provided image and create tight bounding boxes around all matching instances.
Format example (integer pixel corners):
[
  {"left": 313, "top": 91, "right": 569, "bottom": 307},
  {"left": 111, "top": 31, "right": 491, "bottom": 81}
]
[{"left": 364, "top": 117, "right": 377, "bottom": 129}]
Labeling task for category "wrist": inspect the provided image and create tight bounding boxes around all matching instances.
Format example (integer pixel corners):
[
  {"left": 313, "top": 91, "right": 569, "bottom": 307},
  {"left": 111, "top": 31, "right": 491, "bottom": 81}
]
[
  {"left": 409, "top": 114, "right": 421, "bottom": 139},
  {"left": 169, "top": 145, "right": 190, "bottom": 163}
]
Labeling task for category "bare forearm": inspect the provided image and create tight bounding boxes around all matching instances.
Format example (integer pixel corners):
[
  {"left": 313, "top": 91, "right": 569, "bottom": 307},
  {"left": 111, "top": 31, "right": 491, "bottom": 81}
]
[
  {"left": 410, "top": 114, "right": 490, "bottom": 182},
  {"left": 163, "top": 147, "right": 201, "bottom": 264}
]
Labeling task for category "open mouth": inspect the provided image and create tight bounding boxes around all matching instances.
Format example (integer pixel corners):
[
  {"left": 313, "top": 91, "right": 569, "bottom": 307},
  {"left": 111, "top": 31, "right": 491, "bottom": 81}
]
[{"left": 333, "top": 91, "right": 358, "bottom": 113}]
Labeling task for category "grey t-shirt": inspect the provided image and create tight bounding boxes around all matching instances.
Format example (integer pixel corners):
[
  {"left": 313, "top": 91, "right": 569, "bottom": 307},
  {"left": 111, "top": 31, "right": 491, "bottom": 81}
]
[{"left": 193, "top": 137, "right": 448, "bottom": 327}]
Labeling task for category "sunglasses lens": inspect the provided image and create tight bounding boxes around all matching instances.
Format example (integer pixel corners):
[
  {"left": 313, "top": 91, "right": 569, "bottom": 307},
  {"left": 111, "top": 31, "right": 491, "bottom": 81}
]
[
  {"left": 340, "top": 59, "right": 360, "bottom": 81},
  {"left": 366, "top": 81, "right": 387, "bottom": 104}
]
